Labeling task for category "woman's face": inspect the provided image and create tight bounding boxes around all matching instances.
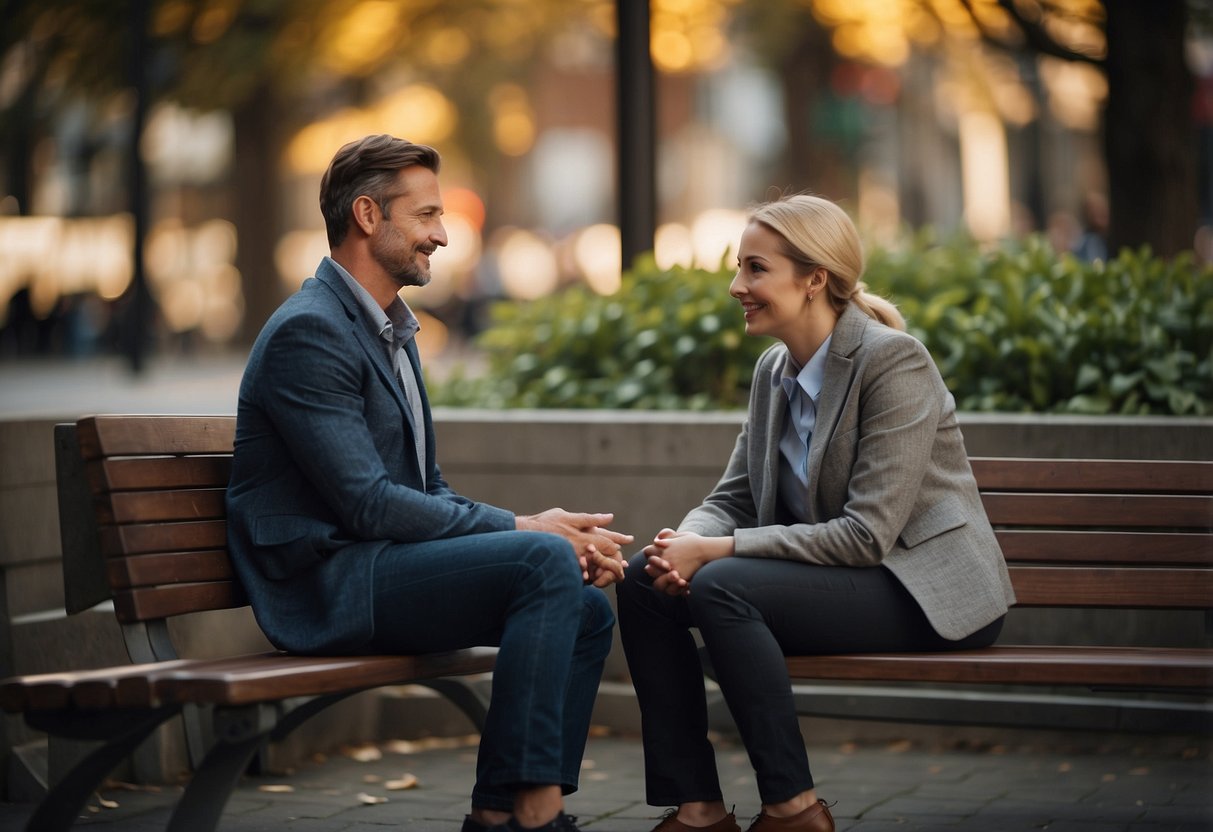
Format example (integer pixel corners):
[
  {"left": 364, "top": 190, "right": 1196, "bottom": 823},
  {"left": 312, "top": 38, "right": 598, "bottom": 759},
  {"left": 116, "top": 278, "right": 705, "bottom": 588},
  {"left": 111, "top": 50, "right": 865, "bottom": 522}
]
[{"left": 730, "top": 221, "right": 812, "bottom": 344}]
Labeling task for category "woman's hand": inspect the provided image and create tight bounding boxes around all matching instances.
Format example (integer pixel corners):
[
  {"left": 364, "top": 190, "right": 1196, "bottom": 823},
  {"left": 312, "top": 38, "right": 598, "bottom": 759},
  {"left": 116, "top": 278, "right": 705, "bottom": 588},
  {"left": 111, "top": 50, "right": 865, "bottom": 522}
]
[{"left": 643, "top": 529, "right": 734, "bottom": 596}]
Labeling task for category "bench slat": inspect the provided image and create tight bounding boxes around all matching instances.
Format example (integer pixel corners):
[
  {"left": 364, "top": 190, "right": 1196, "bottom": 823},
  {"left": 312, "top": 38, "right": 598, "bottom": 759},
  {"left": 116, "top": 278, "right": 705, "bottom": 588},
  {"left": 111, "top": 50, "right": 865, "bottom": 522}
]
[
  {"left": 152, "top": 648, "right": 499, "bottom": 706},
  {"left": 786, "top": 646, "right": 1213, "bottom": 689},
  {"left": 0, "top": 660, "right": 195, "bottom": 712},
  {"left": 996, "top": 530, "right": 1213, "bottom": 565},
  {"left": 78, "top": 415, "right": 236, "bottom": 459},
  {"left": 90, "top": 456, "right": 232, "bottom": 491},
  {"left": 99, "top": 488, "right": 227, "bottom": 525},
  {"left": 113, "top": 582, "right": 242, "bottom": 623},
  {"left": 107, "top": 551, "right": 233, "bottom": 589},
  {"left": 100, "top": 520, "right": 227, "bottom": 557},
  {"left": 1, "top": 650, "right": 498, "bottom": 712},
  {"left": 971, "top": 458, "right": 1213, "bottom": 494},
  {"left": 983, "top": 493, "right": 1212, "bottom": 529},
  {"left": 1008, "top": 565, "right": 1213, "bottom": 608}
]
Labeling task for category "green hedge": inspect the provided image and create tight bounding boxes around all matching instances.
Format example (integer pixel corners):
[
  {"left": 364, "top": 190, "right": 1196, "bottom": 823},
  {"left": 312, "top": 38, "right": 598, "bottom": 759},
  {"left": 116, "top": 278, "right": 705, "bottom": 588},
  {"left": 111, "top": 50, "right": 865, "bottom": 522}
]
[{"left": 432, "top": 234, "right": 1212, "bottom": 415}]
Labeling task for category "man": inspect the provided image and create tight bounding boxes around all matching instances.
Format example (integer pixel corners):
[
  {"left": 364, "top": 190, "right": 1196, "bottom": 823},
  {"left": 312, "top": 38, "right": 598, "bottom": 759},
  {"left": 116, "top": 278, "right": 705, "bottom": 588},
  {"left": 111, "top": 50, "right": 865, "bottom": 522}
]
[{"left": 226, "top": 134, "right": 631, "bottom": 832}]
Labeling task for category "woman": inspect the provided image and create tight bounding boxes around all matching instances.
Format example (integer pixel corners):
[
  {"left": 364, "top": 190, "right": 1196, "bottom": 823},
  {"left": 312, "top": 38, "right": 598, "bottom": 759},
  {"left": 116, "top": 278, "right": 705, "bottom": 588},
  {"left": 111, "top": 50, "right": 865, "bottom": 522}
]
[{"left": 616, "top": 195, "right": 1016, "bottom": 832}]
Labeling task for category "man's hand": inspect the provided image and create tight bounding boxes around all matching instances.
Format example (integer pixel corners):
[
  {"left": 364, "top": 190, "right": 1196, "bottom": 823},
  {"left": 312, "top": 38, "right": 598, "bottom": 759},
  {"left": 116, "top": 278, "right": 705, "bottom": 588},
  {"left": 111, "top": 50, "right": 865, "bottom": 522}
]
[{"left": 516, "top": 509, "right": 632, "bottom": 585}]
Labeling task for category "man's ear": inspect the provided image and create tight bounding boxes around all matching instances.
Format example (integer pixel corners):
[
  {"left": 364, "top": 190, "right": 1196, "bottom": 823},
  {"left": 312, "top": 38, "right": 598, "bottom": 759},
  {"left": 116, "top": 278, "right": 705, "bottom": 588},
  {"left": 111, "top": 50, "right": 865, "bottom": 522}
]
[{"left": 350, "top": 195, "right": 379, "bottom": 237}]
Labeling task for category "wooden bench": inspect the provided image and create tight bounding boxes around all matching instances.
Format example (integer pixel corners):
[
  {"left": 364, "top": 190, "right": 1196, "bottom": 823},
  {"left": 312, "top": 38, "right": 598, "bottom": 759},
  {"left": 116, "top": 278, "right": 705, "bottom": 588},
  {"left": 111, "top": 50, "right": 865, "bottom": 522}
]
[
  {"left": 0, "top": 415, "right": 497, "bottom": 832},
  {"left": 771, "top": 457, "right": 1213, "bottom": 729}
]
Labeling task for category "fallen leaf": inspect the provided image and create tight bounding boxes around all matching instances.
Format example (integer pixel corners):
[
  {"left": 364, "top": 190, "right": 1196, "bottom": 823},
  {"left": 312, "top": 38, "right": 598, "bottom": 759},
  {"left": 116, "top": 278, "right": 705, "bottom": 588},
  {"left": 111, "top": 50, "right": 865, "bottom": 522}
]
[
  {"left": 386, "top": 774, "right": 419, "bottom": 790},
  {"left": 357, "top": 792, "right": 388, "bottom": 805},
  {"left": 343, "top": 744, "right": 383, "bottom": 762},
  {"left": 258, "top": 784, "right": 295, "bottom": 793}
]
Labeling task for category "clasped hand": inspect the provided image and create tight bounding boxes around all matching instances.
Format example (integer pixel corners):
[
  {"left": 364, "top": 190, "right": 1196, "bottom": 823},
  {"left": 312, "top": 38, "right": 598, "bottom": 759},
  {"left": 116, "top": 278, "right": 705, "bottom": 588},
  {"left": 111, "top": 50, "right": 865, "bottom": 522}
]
[
  {"left": 643, "top": 528, "right": 733, "bottom": 596},
  {"left": 516, "top": 508, "right": 632, "bottom": 587}
]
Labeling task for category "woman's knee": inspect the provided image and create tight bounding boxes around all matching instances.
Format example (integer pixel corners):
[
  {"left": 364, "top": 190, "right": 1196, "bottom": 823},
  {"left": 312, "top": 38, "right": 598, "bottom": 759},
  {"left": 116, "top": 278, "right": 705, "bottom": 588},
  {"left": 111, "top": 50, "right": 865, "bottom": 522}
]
[
  {"left": 615, "top": 552, "right": 651, "bottom": 607},
  {"left": 686, "top": 559, "right": 753, "bottom": 622}
]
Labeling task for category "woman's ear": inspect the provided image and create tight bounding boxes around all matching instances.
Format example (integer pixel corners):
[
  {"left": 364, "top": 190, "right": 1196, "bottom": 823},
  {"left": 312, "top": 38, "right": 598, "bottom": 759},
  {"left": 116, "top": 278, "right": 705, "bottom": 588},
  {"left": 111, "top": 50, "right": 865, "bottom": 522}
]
[
  {"left": 808, "top": 266, "right": 829, "bottom": 296},
  {"left": 350, "top": 195, "right": 379, "bottom": 237}
]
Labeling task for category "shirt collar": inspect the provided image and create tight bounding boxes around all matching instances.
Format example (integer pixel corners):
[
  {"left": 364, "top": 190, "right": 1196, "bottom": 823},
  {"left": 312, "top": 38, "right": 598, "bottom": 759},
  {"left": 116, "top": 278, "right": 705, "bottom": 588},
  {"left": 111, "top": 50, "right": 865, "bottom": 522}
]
[
  {"left": 777, "top": 334, "right": 832, "bottom": 403},
  {"left": 326, "top": 255, "right": 420, "bottom": 345}
]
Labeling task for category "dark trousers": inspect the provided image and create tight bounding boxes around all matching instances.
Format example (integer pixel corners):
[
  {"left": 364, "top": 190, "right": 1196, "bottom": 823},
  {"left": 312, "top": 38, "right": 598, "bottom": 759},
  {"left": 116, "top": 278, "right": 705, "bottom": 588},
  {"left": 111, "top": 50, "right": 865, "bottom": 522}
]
[
  {"left": 367, "top": 530, "right": 615, "bottom": 811},
  {"left": 616, "top": 553, "right": 1003, "bottom": 806}
]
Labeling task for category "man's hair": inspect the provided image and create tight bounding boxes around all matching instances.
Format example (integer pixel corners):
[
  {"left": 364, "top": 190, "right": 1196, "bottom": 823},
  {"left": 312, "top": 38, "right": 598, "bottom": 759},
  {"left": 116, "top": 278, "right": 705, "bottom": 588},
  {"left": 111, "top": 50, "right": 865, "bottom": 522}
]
[{"left": 319, "top": 134, "right": 441, "bottom": 247}]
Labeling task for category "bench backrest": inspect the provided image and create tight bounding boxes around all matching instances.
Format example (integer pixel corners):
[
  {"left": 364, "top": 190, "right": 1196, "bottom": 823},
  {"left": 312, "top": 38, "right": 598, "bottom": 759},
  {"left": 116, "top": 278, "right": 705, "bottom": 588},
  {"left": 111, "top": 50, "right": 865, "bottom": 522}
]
[
  {"left": 972, "top": 457, "right": 1213, "bottom": 609},
  {"left": 61, "top": 416, "right": 1213, "bottom": 627},
  {"left": 70, "top": 414, "right": 240, "bottom": 624}
]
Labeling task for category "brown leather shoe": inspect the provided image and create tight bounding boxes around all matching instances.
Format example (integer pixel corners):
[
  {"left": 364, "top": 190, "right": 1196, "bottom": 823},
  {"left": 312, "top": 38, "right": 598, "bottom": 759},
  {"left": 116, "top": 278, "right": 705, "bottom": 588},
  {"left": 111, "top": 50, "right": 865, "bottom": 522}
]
[
  {"left": 651, "top": 808, "right": 743, "bottom": 832},
  {"left": 744, "top": 800, "right": 835, "bottom": 832}
]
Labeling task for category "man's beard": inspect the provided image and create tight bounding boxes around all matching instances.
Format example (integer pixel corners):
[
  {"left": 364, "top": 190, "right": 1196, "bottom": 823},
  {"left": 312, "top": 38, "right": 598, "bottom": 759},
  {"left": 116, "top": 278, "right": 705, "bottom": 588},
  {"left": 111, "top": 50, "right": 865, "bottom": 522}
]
[{"left": 373, "top": 227, "right": 433, "bottom": 288}]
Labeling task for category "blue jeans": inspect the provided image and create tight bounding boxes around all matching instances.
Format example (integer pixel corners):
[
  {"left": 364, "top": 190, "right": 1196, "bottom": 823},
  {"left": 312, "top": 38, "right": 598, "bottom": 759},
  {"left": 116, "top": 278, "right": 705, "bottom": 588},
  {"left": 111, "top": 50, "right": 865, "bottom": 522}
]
[
  {"left": 617, "top": 553, "right": 1003, "bottom": 805},
  {"left": 367, "top": 530, "right": 615, "bottom": 810}
]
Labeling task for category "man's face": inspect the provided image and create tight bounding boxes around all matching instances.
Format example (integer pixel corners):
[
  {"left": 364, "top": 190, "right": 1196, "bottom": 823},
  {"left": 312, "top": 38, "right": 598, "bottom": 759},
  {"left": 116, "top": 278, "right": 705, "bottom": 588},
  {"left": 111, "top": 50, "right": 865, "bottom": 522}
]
[{"left": 371, "top": 166, "right": 448, "bottom": 288}]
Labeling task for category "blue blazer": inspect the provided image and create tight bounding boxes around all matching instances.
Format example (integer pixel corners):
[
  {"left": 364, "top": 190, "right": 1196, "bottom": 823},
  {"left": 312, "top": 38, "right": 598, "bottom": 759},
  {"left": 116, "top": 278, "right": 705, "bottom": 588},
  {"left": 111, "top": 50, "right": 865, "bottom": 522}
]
[{"left": 226, "top": 260, "right": 515, "bottom": 654}]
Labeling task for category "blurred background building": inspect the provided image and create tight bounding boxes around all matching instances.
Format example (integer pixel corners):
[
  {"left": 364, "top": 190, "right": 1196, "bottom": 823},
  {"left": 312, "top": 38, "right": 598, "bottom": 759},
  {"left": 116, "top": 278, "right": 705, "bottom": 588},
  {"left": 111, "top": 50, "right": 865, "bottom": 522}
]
[{"left": 0, "top": 0, "right": 1208, "bottom": 369}]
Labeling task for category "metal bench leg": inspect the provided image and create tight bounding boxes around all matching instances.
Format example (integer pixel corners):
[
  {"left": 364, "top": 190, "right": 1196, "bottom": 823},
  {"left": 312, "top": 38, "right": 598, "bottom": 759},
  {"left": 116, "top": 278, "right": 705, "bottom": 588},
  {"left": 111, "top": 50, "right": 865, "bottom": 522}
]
[
  {"left": 417, "top": 677, "right": 491, "bottom": 732},
  {"left": 24, "top": 707, "right": 178, "bottom": 832},
  {"left": 165, "top": 704, "right": 274, "bottom": 832}
]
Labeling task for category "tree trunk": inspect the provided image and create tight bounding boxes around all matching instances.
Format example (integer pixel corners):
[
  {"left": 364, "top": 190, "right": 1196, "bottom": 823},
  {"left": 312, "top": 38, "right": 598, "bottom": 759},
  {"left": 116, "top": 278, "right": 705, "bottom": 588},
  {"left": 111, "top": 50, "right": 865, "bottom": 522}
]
[
  {"left": 1103, "top": 0, "right": 1196, "bottom": 257},
  {"left": 776, "top": 15, "right": 844, "bottom": 196},
  {"left": 231, "top": 82, "right": 286, "bottom": 345}
]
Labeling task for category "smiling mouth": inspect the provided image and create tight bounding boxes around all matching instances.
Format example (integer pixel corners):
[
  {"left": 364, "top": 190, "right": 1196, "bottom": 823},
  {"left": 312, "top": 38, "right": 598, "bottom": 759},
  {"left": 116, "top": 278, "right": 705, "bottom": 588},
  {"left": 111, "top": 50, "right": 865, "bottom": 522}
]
[{"left": 741, "top": 302, "right": 764, "bottom": 319}]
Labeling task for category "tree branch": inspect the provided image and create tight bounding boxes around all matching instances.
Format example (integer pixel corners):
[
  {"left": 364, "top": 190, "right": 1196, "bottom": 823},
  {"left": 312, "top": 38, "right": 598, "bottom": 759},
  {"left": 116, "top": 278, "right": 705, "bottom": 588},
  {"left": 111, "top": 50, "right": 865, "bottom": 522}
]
[{"left": 957, "top": 0, "right": 1105, "bottom": 67}]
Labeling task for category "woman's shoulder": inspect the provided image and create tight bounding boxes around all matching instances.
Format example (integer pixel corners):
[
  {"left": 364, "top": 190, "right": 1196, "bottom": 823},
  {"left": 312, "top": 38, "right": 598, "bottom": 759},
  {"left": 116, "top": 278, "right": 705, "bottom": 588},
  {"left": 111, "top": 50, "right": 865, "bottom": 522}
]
[
  {"left": 756, "top": 341, "right": 788, "bottom": 368},
  {"left": 857, "top": 317, "right": 929, "bottom": 360}
]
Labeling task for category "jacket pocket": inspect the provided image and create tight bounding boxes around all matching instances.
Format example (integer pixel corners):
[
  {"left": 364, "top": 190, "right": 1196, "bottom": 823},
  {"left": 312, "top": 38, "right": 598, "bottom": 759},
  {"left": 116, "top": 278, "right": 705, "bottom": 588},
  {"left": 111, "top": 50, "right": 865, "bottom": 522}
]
[
  {"left": 898, "top": 495, "right": 968, "bottom": 548},
  {"left": 253, "top": 514, "right": 328, "bottom": 580}
]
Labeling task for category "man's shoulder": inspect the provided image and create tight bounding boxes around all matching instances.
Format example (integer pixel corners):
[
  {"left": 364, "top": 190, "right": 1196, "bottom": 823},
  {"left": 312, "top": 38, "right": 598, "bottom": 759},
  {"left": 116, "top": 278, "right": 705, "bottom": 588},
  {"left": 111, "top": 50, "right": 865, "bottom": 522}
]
[{"left": 263, "top": 277, "right": 340, "bottom": 325}]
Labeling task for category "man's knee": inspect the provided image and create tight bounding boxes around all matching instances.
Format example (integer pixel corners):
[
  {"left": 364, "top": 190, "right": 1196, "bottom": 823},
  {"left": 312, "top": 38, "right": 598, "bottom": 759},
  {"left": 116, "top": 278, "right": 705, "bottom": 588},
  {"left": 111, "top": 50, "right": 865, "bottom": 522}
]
[
  {"left": 514, "top": 530, "right": 583, "bottom": 592},
  {"left": 580, "top": 587, "right": 616, "bottom": 656}
]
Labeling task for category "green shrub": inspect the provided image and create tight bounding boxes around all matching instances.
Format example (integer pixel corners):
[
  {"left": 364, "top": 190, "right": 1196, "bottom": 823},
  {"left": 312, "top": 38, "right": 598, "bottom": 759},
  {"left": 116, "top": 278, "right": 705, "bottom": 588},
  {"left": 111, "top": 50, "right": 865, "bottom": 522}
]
[
  {"left": 432, "top": 235, "right": 1213, "bottom": 415},
  {"left": 866, "top": 232, "right": 1212, "bottom": 415},
  {"left": 436, "top": 255, "right": 771, "bottom": 409}
]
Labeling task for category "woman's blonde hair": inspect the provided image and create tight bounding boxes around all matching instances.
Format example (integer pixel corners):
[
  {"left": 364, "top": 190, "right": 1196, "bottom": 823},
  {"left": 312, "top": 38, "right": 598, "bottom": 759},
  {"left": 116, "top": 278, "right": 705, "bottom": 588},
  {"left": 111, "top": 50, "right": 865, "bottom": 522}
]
[{"left": 748, "top": 194, "right": 904, "bottom": 331}]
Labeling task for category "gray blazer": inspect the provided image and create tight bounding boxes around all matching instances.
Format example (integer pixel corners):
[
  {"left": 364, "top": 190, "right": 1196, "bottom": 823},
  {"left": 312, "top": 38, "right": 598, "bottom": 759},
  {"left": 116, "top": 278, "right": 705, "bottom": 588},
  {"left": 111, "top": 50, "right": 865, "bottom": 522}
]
[
  {"left": 226, "top": 260, "right": 515, "bottom": 654},
  {"left": 680, "top": 303, "right": 1015, "bottom": 640}
]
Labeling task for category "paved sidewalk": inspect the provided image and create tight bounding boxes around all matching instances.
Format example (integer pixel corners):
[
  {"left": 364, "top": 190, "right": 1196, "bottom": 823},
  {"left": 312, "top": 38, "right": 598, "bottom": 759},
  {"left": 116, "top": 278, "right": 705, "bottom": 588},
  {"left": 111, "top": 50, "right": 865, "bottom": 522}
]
[{"left": 2, "top": 729, "right": 1210, "bottom": 831}]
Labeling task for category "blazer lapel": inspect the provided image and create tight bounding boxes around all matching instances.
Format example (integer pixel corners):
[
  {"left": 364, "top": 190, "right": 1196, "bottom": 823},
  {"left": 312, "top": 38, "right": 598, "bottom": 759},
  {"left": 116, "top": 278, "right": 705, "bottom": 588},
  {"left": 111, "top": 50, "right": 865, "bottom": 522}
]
[
  {"left": 315, "top": 264, "right": 414, "bottom": 428},
  {"left": 755, "top": 347, "right": 790, "bottom": 526}
]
